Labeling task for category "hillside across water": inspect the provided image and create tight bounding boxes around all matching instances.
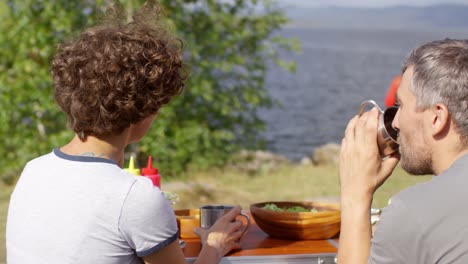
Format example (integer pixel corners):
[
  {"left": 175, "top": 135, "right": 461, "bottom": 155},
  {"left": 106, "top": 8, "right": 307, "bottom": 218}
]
[{"left": 284, "top": 4, "right": 468, "bottom": 30}]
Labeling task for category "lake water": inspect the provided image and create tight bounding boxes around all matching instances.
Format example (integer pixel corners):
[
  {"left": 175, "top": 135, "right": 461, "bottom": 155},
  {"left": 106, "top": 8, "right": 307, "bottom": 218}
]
[{"left": 261, "top": 27, "right": 468, "bottom": 161}]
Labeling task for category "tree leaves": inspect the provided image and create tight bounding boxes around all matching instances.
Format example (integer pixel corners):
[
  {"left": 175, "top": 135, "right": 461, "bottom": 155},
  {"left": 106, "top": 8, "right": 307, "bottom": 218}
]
[{"left": 0, "top": 0, "right": 297, "bottom": 182}]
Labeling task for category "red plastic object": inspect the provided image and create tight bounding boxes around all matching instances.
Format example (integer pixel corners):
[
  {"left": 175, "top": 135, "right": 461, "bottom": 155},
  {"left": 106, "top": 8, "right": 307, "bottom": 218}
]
[
  {"left": 384, "top": 75, "right": 402, "bottom": 107},
  {"left": 141, "top": 156, "right": 161, "bottom": 188}
]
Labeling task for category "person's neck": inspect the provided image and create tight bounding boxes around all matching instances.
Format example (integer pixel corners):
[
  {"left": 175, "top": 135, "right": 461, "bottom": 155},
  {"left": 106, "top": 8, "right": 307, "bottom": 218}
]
[
  {"left": 60, "top": 132, "right": 130, "bottom": 167},
  {"left": 432, "top": 136, "right": 468, "bottom": 175}
]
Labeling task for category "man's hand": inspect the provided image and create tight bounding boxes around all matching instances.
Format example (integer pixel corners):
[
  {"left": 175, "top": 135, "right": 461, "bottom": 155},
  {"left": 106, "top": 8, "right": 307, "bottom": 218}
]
[{"left": 340, "top": 107, "right": 400, "bottom": 199}]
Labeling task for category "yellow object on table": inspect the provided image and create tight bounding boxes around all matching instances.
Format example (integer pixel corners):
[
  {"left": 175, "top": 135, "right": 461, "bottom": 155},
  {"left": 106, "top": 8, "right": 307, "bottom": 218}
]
[
  {"left": 124, "top": 156, "right": 140, "bottom": 175},
  {"left": 175, "top": 209, "right": 200, "bottom": 239}
]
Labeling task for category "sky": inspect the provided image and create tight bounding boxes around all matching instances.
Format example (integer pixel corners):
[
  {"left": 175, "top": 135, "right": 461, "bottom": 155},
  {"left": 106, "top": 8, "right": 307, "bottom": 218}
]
[{"left": 282, "top": 0, "right": 468, "bottom": 8}]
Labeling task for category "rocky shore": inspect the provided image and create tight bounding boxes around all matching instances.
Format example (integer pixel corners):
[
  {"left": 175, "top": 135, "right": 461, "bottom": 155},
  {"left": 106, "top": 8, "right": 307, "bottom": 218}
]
[{"left": 227, "top": 143, "right": 341, "bottom": 174}]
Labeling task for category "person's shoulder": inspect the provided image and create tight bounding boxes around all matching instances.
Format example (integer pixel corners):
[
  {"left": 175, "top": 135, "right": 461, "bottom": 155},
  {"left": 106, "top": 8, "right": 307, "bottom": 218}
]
[
  {"left": 119, "top": 174, "right": 176, "bottom": 236},
  {"left": 126, "top": 175, "right": 165, "bottom": 202},
  {"left": 393, "top": 154, "right": 468, "bottom": 205},
  {"left": 128, "top": 172, "right": 157, "bottom": 188},
  {"left": 23, "top": 150, "right": 56, "bottom": 167},
  {"left": 373, "top": 182, "right": 435, "bottom": 244},
  {"left": 391, "top": 180, "right": 434, "bottom": 206},
  {"left": 443, "top": 154, "right": 468, "bottom": 174},
  {"left": 370, "top": 183, "right": 430, "bottom": 264}
]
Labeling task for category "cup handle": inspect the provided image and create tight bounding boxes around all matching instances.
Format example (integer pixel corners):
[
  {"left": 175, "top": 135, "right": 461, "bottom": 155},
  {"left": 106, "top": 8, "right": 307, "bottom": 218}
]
[
  {"left": 358, "top": 100, "right": 383, "bottom": 116},
  {"left": 237, "top": 212, "right": 251, "bottom": 238}
]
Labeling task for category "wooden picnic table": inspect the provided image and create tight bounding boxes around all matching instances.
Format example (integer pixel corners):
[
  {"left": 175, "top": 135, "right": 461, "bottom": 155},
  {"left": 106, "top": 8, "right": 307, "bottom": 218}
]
[{"left": 183, "top": 212, "right": 339, "bottom": 264}]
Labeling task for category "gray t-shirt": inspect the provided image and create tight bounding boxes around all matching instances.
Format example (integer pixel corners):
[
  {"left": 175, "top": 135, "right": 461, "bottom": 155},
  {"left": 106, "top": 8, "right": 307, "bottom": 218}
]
[
  {"left": 6, "top": 149, "right": 178, "bottom": 264},
  {"left": 369, "top": 154, "right": 468, "bottom": 263}
]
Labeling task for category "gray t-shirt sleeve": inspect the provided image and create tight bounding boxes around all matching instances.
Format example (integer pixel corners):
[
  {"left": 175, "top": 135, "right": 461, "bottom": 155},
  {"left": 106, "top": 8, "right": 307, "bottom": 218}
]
[
  {"left": 368, "top": 198, "right": 425, "bottom": 264},
  {"left": 119, "top": 178, "right": 178, "bottom": 257}
]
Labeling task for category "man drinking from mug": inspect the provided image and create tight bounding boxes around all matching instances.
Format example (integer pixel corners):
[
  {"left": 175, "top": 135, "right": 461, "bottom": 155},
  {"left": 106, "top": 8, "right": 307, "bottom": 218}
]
[{"left": 338, "top": 39, "right": 468, "bottom": 263}]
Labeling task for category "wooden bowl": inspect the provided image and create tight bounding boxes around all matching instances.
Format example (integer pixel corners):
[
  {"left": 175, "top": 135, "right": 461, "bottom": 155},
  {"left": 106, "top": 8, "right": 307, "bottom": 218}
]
[
  {"left": 250, "top": 201, "right": 341, "bottom": 240},
  {"left": 174, "top": 209, "right": 200, "bottom": 239}
]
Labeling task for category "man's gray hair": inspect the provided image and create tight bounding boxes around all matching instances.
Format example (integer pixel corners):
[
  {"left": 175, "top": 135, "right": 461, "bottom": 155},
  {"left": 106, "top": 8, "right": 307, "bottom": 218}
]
[{"left": 402, "top": 39, "right": 468, "bottom": 146}]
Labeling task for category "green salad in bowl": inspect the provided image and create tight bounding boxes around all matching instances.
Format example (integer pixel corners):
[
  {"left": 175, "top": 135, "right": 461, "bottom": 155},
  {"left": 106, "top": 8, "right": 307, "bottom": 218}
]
[
  {"left": 250, "top": 201, "right": 341, "bottom": 240},
  {"left": 262, "top": 203, "right": 319, "bottom": 213}
]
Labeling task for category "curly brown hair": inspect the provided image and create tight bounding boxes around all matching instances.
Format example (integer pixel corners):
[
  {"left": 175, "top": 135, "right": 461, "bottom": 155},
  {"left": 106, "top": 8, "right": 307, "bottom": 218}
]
[{"left": 51, "top": 2, "right": 187, "bottom": 141}]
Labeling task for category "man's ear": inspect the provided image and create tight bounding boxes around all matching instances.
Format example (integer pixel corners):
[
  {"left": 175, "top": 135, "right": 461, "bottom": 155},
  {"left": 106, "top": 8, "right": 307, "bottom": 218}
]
[{"left": 430, "top": 103, "right": 450, "bottom": 136}]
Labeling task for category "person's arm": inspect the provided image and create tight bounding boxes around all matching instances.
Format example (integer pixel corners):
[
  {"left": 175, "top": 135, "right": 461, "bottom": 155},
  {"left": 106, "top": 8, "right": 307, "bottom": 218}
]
[
  {"left": 142, "top": 235, "right": 234, "bottom": 264},
  {"left": 143, "top": 239, "right": 186, "bottom": 264},
  {"left": 143, "top": 206, "right": 244, "bottom": 264},
  {"left": 337, "top": 108, "right": 399, "bottom": 263},
  {"left": 339, "top": 193, "right": 373, "bottom": 263},
  {"left": 143, "top": 238, "right": 228, "bottom": 264},
  {"left": 193, "top": 206, "right": 244, "bottom": 263}
]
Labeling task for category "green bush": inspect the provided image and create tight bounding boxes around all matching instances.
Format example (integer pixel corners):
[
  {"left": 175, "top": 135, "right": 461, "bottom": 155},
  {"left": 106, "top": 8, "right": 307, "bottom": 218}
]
[{"left": 0, "top": 0, "right": 298, "bottom": 182}]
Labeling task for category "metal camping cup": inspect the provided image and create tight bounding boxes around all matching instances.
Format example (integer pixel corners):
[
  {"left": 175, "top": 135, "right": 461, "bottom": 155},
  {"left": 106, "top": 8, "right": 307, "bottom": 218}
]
[
  {"left": 358, "top": 100, "right": 399, "bottom": 157},
  {"left": 199, "top": 205, "right": 251, "bottom": 238}
]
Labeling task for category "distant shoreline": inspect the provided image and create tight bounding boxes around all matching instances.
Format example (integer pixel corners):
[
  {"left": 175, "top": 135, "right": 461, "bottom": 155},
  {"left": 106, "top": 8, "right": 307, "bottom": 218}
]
[
  {"left": 283, "top": 22, "right": 468, "bottom": 34},
  {"left": 283, "top": 4, "right": 468, "bottom": 32}
]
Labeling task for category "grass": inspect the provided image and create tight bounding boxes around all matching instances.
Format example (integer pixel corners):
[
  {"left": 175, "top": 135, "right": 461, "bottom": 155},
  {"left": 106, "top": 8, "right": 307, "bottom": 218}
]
[
  {"left": 0, "top": 163, "right": 431, "bottom": 262},
  {"left": 168, "top": 163, "right": 431, "bottom": 211},
  {"left": 1, "top": 184, "right": 14, "bottom": 264}
]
